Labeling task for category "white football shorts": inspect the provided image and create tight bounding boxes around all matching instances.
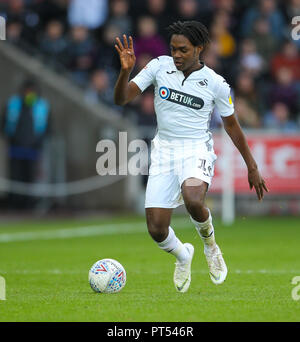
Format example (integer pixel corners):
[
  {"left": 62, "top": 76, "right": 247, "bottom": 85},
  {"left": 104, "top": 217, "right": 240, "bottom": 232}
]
[{"left": 145, "top": 135, "right": 217, "bottom": 209}]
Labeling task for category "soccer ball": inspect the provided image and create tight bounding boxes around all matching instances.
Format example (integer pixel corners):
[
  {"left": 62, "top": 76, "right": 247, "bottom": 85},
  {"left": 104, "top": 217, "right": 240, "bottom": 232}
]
[{"left": 88, "top": 258, "right": 126, "bottom": 293}]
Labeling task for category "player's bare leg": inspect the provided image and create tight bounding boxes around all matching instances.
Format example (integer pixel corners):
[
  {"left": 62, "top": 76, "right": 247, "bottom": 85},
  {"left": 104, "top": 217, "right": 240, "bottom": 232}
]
[
  {"left": 182, "top": 178, "right": 227, "bottom": 285},
  {"left": 146, "top": 207, "right": 172, "bottom": 243},
  {"left": 145, "top": 207, "right": 194, "bottom": 292}
]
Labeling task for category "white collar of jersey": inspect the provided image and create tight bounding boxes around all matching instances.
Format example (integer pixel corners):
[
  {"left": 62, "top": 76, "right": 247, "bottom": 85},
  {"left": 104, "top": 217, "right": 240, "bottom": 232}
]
[
  {"left": 172, "top": 60, "right": 206, "bottom": 76},
  {"left": 171, "top": 58, "right": 204, "bottom": 68},
  {"left": 172, "top": 61, "right": 206, "bottom": 85}
]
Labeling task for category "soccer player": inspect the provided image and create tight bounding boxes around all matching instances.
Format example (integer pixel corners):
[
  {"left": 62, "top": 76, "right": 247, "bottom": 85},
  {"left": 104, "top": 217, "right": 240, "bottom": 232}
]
[{"left": 114, "top": 21, "right": 268, "bottom": 292}]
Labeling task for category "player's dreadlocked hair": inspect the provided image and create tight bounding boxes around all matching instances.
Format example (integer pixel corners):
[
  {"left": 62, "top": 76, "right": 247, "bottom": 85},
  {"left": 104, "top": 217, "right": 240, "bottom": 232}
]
[{"left": 166, "top": 21, "right": 210, "bottom": 48}]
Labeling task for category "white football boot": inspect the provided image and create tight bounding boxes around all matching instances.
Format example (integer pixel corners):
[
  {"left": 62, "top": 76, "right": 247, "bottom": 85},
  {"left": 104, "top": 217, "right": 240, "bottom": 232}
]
[
  {"left": 173, "top": 243, "right": 194, "bottom": 293},
  {"left": 204, "top": 244, "right": 227, "bottom": 285}
]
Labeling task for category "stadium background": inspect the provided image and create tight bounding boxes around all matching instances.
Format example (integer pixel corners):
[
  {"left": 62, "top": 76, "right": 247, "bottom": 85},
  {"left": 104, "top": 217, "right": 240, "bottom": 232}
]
[
  {"left": 0, "top": 0, "right": 300, "bottom": 323},
  {"left": 0, "top": 0, "right": 299, "bottom": 217}
]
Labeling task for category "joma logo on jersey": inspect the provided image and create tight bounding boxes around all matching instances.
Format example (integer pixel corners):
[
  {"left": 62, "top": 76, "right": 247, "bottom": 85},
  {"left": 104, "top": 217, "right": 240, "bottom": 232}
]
[{"left": 159, "top": 87, "right": 204, "bottom": 110}]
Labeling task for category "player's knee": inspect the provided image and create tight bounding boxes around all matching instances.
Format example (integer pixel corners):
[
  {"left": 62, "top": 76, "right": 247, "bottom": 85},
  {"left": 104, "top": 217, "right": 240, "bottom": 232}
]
[
  {"left": 185, "top": 197, "right": 205, "bottom": 217},
  {"left": 146, "top": 220, "right": 168, "bottom": 242}
]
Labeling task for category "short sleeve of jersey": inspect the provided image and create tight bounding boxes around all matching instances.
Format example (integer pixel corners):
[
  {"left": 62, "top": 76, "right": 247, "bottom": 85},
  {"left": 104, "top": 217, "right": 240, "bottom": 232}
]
[
  {"left": 130, "top": 58, "right": 160, "bottom": 92},
  {"left": 214, "top": 78, "right": 234, "bottom": 117}
]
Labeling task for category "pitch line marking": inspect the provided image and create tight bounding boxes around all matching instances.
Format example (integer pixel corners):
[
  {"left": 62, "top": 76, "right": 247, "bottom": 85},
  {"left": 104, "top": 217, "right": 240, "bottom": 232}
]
[
  {"left": 0, "top": 218, "right": 189, "bottom": 243},
  {"left": 0, "top": 269, "right": 299, "bottom": 275}
]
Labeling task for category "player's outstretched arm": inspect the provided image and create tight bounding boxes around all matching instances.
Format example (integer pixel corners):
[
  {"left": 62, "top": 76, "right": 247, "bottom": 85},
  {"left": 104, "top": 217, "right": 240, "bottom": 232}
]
[
  {"left": 222, "top": 114, "right": 269, "bottom": 201},
  {"left": 114, "top": 34, "right": 141, "bottom": 106}
]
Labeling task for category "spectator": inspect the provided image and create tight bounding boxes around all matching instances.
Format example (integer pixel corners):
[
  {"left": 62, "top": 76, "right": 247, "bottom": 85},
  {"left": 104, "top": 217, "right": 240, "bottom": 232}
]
[
  {"left": 106, "top": 0, "right": 132, "bottom": 36},
  {"left": 202, "top": 42, "right": 223, "bottom": 74},
  {"left": 249, "top": 17, "right": 278, "bottom": 63},
  {"left": 31, "top": 0, "right": 69, "bottom": 26},
  {"left": 5, "top": 0, "right": 41, "bottom": 45},
  {"left": 271, "top": 41, "right": 300, "bottom": 82},
  {"left": 269, "top": 66, "right": 299, "bottom": 119},
  {"left": 282, "top": 0, "right": 300, "bottom": 22},
  {"left": 1, "top": 79, "right": 51, "bottom": 210},
  {"left": 141, "top": 0, "right": 175, "bottom": 40},
  {"left": 5, "top": 0, "right": 25, "bottom": 23},
  {"left": 213, "top": 0, "right": 235, "bottom": 13},
  {"left": 234, "top": 71, "right": 263, "bottom": 116},
  {"left": 134, "top": 16, "right": 168, "bottom": 63},
  {"left": 239, "top": 38, "right": 265, "bottom": 76},
  {"left": 210, "top": 10, "right": 236, "bottom": 58},
  {"left": 145, "top": 0, "right": 168, "bottom": 17},
  {"left": 175, "top": 0, "right": 200, "bottom": 21},
  {"left": 68, "top": 0, "right": 108, "bottom": 29},
  {"left": 85, "top": 69, "right": 120, "bottom": 113},
  {"left": 65, "top": 25, "right": 96, "bottom": 87},
  {"left": 3, "top": 0, "right": 298, "bottom": 135},
  {"left": 127, "top": 0, "right": 146, "bottom": 19},
  {"left": 6, "top": 19, "right": 23, "bottom": 45},
  {"left": 240, "top": 0, "right": 286, "bottom": 42},
  {"left": 38, "top": 20, "right": 68, "bottom": 69},
  {"left": 135, "top": 91, "right": 157, "bottom": 131},
  {"left": 263, "top": 102, "right": 299, "bottom": 132},
  {"left": 95, "top": 23, "right": 122, "bottom": 74},
  {"left": 234, "top": 97, "right": 261, "bottom": 128},
  {"left": 129, "top": 0, "right": 175, "bottom": 38}
]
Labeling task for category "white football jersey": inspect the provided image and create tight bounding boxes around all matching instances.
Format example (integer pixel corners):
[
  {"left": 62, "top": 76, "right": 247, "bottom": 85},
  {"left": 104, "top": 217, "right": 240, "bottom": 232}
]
[{"left": 131, "top": 55, "right": 234, "bottom": 141}]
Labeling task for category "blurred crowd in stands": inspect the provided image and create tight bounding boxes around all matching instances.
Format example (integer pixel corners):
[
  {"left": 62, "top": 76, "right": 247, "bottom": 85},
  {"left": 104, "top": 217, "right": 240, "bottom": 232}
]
[{"left": 1, "top": 0, "right": 300, "bottom": 136}]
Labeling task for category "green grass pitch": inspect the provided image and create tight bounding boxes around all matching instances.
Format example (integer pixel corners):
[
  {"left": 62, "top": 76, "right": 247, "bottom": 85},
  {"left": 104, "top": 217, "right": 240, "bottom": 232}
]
[{"left": 0, "top": 214, "right": 299, "bottom": 322}]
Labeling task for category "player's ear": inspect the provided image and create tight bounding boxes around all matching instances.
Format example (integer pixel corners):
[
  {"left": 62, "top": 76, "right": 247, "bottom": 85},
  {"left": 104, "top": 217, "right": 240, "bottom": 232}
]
[
  {"left": 197, "top": 45, "right": 204, "bottom": 54},
  {"left": 194, "top": 45, "right": 203, "bottom": 57}
]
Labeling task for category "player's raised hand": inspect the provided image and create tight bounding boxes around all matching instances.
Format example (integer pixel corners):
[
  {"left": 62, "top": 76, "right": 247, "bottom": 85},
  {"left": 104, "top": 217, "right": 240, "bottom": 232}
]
[
  {"left": 115, "top": 35, "right": 136, "bottom": 73},
  {"left": 248, "top": 169, "right": 269, "bottom": 201}
]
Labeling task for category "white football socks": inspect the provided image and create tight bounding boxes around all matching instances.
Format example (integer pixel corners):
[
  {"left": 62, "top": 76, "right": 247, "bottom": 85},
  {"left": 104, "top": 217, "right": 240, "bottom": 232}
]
[
  {"left": 190, "top": 209, "right": 216, "bottom": 254},
  {"left": 157, "top": 226, "right": 190, "bottom": 263}
]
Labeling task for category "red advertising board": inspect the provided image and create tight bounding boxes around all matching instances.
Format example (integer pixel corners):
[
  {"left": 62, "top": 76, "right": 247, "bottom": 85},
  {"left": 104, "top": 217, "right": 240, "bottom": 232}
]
[{"left": 211, "top": 134, "right": 300, "bottom": 194}]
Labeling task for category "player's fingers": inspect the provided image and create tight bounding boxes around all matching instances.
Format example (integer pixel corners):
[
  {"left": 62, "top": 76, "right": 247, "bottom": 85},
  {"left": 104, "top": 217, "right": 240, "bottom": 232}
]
[
  {"left": 262, "top": 180, "right": 269, "bottom": 192},
  {"left": 115, "top": 37, "right": 124, "bottom": 51},
  {"left": 254, "top": 185, "right": 262, "bottom": 201},
  {"left": 259, "top": 184, "right": 264, "bottom": 200},
  {"left": 123, "top": 34, "right": 128, "bottom": 49},
  {"left": 114, "top": 44, "right": 122, "bottom": 55},
  {"left": 259, "top": 183, "right": 265, "bottom": 200},
  {"left": 129, "top": 36, "right": 134, "bottom": 50}
]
